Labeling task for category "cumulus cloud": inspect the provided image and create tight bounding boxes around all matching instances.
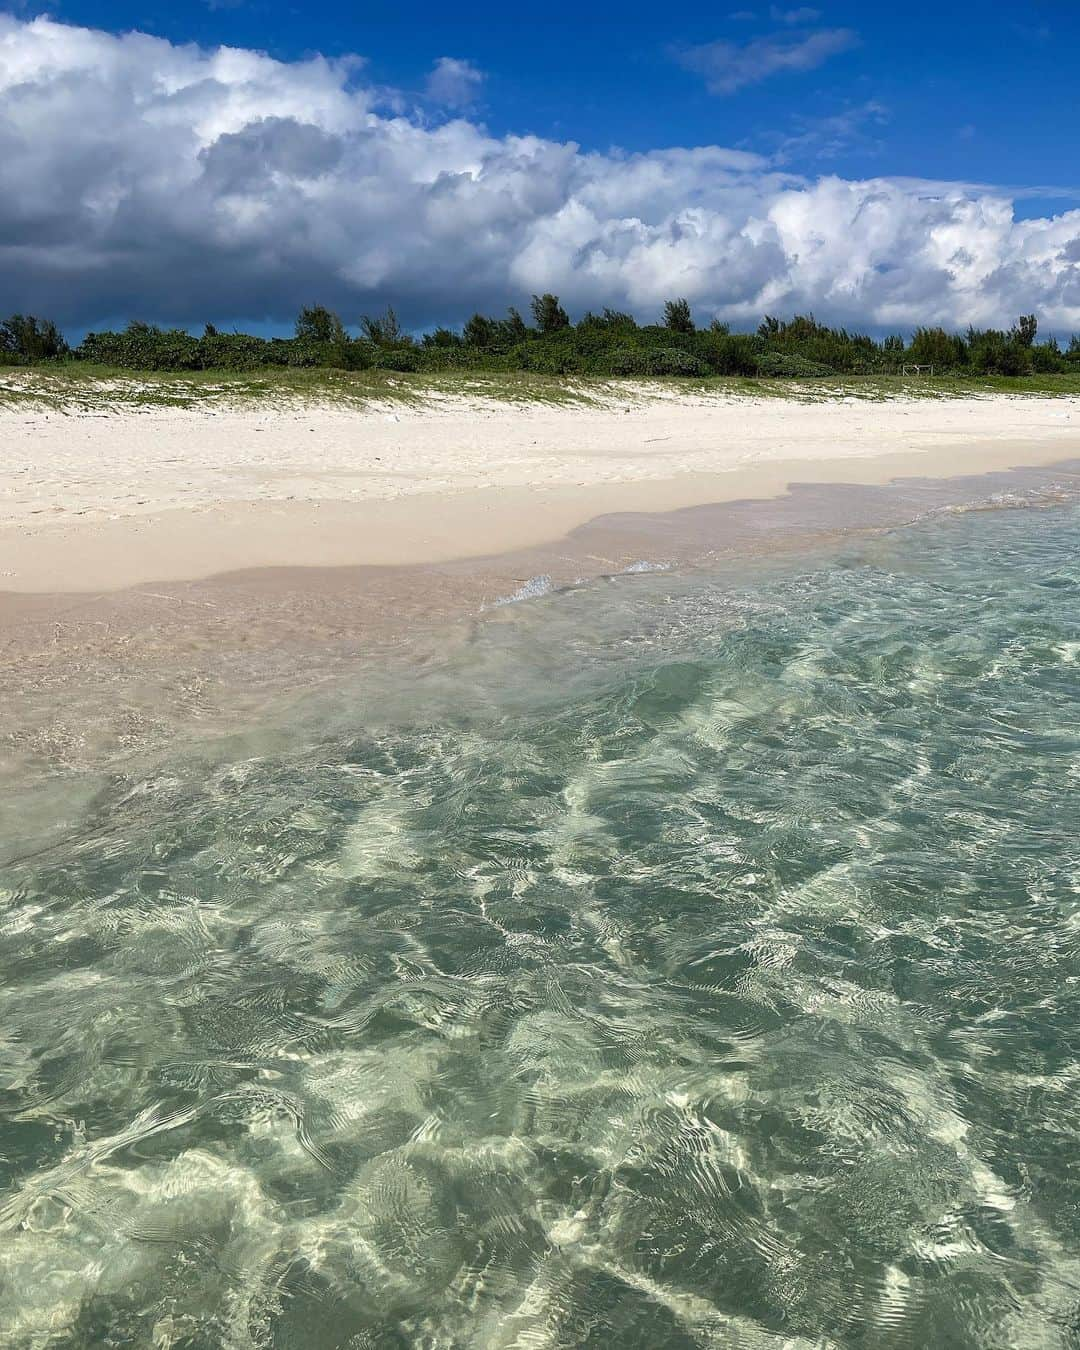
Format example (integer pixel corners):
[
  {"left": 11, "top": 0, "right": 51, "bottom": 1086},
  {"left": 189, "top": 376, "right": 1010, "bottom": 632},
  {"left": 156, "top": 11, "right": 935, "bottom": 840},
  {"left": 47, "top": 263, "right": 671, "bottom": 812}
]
[
  {"left": 425, "top": 56, "right": 484, "bottom": 109},
  {"left": 0, "top": 16, "right": 1077, "bottom": 333},
  {"left": 675, "top": 27, "right": 859, "bottom": 94}
]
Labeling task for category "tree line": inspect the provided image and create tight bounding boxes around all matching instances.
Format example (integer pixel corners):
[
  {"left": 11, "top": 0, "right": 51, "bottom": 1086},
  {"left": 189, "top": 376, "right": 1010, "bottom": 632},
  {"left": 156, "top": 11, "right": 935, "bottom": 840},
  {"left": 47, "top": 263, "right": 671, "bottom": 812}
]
[{"left": 2, "top": 297, "right": 1078, "bottom": 378}]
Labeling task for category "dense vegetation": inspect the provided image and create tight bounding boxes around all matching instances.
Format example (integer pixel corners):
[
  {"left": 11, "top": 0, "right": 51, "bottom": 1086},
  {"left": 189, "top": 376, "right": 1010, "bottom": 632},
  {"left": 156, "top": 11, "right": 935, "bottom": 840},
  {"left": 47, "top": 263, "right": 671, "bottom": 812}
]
[{"left": 2, "top": 297, "right": 1078, "bottom": 379}]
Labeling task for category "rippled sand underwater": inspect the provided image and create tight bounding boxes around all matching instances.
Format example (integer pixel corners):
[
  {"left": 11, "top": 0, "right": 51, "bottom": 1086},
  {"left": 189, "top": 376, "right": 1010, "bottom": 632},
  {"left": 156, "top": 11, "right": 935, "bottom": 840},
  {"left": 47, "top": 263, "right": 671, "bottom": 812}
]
[{"left": 3, "top": 503, "right": 1080, "bottom": 1348}]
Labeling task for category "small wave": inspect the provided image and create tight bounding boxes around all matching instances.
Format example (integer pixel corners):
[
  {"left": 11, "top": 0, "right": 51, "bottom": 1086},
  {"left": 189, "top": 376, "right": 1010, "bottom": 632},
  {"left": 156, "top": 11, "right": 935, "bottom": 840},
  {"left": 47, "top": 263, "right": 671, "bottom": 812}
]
[
  {"left": 493, "top": 574, "right": 554, "bottom": 606},
  {"left": 623, "top": 560, "right": 671, "bottom": 574},
  {"left": 935, "top": 487, "right": 1076, "bottom": 518}
]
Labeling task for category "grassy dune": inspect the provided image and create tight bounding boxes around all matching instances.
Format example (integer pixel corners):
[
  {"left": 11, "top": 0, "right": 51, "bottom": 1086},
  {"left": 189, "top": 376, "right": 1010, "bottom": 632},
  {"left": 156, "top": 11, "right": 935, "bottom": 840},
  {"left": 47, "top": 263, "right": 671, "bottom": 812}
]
[{"left": 2, "top": 362, "right": 1079, "bottom": 413}]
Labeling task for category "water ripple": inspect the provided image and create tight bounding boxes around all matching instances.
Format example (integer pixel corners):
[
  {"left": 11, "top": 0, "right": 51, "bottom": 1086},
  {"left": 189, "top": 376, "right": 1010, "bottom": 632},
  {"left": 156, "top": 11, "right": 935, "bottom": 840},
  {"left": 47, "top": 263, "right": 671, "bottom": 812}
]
[{"left": 2, "top": 504, "right": 1080, "bottom": 1345}]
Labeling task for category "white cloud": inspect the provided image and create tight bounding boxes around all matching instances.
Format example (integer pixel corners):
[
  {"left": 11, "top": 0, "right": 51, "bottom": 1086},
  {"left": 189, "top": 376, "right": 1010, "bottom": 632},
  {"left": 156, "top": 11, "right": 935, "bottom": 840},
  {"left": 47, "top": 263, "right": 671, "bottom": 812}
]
[
  {"left": 425, "top": 56, "right": 484, "bottom": 109},
  {"left": 675, "top": 27, "right": 859, "bottom": 94},
  {"left": 0, "top": 16, "right": 1077, "bottom": 333}
]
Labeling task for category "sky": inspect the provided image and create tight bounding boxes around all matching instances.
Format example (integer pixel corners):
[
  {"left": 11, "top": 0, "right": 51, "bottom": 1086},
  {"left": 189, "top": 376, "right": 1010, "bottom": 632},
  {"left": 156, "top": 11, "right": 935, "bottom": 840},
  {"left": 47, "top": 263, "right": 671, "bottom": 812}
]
[{"left": 1, "top": 0, "right": 1078, "bottom": 337}]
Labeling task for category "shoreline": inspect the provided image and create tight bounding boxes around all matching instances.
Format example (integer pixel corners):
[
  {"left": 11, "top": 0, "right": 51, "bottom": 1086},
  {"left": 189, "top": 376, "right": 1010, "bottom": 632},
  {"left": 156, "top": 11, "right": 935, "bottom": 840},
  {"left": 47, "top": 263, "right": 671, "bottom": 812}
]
[
  {"left": 1, "top": 389, "right": 1076, "bottom": 592},
  {"left": 3, "top": 384, "right": 1079, "bottom": 794},
  {"left": 3, "top": 450, "right": 1079, "bottom": 782}
]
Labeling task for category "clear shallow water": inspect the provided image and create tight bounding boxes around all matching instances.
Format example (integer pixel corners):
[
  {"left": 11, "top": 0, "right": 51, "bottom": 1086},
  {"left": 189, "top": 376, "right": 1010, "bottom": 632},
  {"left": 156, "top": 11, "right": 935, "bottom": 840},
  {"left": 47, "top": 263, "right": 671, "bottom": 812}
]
[{"left": 2, "top": 504, "right": 1080, "bottom": 1348}]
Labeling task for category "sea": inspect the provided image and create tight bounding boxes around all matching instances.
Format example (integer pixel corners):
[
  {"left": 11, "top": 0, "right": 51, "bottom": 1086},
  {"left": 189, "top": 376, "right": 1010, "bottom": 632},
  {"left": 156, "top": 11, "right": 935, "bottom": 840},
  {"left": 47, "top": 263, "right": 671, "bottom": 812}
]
[{"left": 2, "top": 475, "right": 1080, "bottom": 1347}]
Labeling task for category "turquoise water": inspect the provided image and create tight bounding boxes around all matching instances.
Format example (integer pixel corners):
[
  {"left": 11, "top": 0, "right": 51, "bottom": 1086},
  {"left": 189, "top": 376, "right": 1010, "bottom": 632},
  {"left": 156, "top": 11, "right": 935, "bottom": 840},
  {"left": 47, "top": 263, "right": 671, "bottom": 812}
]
[{"left": 2, "top": 503, "right": 1080, "bottom": 1348}]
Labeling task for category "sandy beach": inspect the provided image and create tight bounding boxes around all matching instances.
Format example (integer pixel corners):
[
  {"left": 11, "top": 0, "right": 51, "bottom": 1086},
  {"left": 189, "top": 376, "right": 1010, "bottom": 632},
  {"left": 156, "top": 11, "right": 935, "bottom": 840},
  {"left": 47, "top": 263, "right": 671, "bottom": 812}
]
[
  {"left": 2, "top": 381, "right": 1078, "bottom": 782},
  {"left": 2, "top": 385, "right": 1077, "bottom": 592}
]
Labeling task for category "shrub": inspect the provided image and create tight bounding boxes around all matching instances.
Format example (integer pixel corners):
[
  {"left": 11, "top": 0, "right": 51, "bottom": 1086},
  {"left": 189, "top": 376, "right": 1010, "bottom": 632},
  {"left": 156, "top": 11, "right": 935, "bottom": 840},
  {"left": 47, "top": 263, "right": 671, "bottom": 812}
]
[
  {"left": 513, "top": 341, "right": 576, "bottom": 375},
  {"left": 754, "top": 351, "right": 831, "bottom": 377},
  {"left": 198, "top": 332, "right": 273, "bottom": 370},
  {"left": 371, "top": 346, "right": 420, "bottom": 372},
  {"left": 702, "top": 333, "right": 761, "bottom": 376},
  {"left": 752, "top": 313, "right": 882, "bottom": 372},
  {"left": 78, "top": 326, "right": 202, "bottom": 369},
  {"left": 267, "top": 337, "right": 336, "bottom": 368},
  {"left": 414, "top": 346, "right": 516, "bottom": 372},
  {"left": 644, "top": 347, "right": 708, "bottom": 377},
  {"left": 44, "top": 303, "right": 1075, "bottom": 381},
  {"left": 607, "top": 348, "right": 648, "bottom": 376}
]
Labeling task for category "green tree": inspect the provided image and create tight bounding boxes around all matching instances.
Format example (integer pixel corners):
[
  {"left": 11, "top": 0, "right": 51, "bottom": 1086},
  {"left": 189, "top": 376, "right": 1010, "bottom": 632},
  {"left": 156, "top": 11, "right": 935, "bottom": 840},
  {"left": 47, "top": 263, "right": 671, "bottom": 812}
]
[
  {"left": 463, "top": 313, "right": 494, "bottom": 347},
  {"left": 530, "top": 293, "right": 569, "bottom": 334},
  {"left": 505, "top": 307, "right": 528, "bottom": 342},
  {"left": 966, "top": 326, "right": 1032, "bottom": 376},
  {"left": 579, "top": 308, "right": 637, "bottom": 332},
  {"left": 1014, "top": 314, "right": 1038, "bottom": 347},
  {"left": 909, "top": 326, "right": 964, "bottom": 370},
  {"left": 0, "top": 313, "right": 68, "bottom": 360},
  {"left": 422, "top": 326, "right": 461, "bottom": 348},
  {"left": 462, "top": 308, "right": 529, "bottom": 350},
  {"left": 295, "top": 305, "right": 346, "bottom": 344},
  {"left": 1031, "top": 335, "right": 1065, "bottom": 373},
  {"left": 663, "top": 298, "right": 695, "bottom": 333},
  {"left": 782, "top": 314, "right": 824, "bottom": 342},
  {"left": 360, "top": 306, "right": 405, "bottom": 345}
]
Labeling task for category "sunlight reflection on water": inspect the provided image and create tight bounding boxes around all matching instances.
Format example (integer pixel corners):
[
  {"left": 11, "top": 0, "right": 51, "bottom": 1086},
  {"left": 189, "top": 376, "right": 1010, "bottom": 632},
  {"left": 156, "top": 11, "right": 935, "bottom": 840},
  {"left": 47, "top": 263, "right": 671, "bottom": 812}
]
[{"left": 2, "top": 503, "right": 1080, "bottom": 1347}]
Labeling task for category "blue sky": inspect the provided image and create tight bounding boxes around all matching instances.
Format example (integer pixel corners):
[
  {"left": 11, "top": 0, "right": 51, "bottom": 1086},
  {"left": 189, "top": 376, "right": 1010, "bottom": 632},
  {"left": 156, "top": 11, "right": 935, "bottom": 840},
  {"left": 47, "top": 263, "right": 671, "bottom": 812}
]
[
  {"left": 19, "top": 0, "right": 1077, "bottom": 198},
  {"left": 1, "top": 0, "right": 1078, "bottom": 334}
]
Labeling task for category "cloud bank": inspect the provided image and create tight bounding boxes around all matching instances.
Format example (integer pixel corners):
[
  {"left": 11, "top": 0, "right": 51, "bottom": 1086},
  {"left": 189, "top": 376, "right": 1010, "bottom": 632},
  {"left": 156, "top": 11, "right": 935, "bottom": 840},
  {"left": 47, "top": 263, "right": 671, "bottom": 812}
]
[{"left": 0, "top": 16, "right": 1078, "bottom": 333}]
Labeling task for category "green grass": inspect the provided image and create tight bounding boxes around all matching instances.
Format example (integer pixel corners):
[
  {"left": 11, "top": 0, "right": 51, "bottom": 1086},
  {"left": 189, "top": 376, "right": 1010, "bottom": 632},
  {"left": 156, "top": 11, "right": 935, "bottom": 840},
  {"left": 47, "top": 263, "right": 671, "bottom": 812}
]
[
  {"left": 0, "top": 362, "right": 607, "bottom": 411},
  {"left": 2, "top": 361, "right": 1079, "bottom": 412},
  {"left": 672, "top": 371, "right": 1080, "bottom": 402}
]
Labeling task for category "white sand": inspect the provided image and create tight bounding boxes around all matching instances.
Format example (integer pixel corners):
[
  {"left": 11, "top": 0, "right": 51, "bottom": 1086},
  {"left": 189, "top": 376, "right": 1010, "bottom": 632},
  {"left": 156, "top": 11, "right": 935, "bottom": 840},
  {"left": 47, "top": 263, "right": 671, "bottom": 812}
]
[{"left": 1, "top": 388, "right": 1077, "bottom": 591}]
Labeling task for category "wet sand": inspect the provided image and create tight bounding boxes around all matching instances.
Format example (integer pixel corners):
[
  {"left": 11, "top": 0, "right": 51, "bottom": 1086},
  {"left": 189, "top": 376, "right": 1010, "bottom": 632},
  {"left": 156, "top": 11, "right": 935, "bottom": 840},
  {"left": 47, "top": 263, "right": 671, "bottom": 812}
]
[{"left": 4, "top": 447, "right": 1080, "bottom": 806}]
